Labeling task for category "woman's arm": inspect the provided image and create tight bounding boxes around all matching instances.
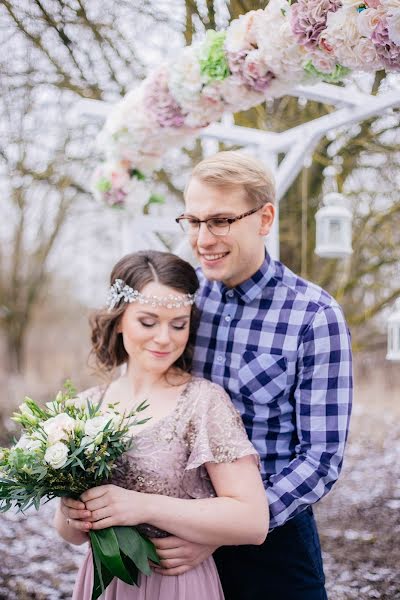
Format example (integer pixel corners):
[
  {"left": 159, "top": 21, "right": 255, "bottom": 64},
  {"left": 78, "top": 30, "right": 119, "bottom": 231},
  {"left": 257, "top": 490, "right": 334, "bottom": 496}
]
[
  {"left": 53, "top": 499, "right": 90, "bottom": 546},
  {"left": 77, "top": 454, "right": 268, "bottom": 547}
]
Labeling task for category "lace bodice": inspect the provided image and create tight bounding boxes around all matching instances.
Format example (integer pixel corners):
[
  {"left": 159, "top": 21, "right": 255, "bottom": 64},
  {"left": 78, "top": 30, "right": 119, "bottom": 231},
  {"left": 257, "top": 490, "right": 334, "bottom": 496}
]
[{"left": 80, "top": 377, "right": 258, "bottom": 536}]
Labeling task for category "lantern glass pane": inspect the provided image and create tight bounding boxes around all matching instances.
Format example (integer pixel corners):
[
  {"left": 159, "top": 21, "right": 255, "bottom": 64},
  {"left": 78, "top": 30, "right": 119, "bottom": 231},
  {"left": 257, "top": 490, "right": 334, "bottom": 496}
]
[{"left": 328, "top": 218, "right": 342, "bottom": 243}]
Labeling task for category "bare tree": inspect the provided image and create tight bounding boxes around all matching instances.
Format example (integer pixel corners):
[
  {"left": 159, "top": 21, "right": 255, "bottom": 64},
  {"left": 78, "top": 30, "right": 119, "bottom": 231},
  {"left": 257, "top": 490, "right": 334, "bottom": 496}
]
[{"left": 0, "top": 0, "right": 178, "bottom": 372}]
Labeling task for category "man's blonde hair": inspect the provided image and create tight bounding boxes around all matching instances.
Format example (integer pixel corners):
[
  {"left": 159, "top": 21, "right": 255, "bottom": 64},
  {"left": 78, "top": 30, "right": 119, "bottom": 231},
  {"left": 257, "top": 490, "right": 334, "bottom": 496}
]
[{"left": 186, "top": 151, "right": 275, "bottom": 206}]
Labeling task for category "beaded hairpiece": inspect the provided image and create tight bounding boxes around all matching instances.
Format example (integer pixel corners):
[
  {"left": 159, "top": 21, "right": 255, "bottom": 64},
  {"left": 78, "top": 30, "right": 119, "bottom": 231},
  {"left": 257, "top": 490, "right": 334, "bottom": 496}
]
[{"left": 107, "top": 278, "right": 196, "bottom": 311}]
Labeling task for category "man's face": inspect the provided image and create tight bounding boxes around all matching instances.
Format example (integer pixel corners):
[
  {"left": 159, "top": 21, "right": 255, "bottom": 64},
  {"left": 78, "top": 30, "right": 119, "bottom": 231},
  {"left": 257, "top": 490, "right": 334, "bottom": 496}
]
[{"left": 184, "top": 177, "right": 274, "bottom": 288}]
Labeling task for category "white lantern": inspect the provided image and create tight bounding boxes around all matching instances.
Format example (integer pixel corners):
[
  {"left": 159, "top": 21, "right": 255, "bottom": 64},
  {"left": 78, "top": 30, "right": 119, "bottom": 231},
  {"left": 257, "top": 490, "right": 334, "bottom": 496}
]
[
  {"left": 315, "top": 192, "right": 353, "bottom": 259},
  {"left": 387, "top": 299, "right": 400, "bottom": 362}
]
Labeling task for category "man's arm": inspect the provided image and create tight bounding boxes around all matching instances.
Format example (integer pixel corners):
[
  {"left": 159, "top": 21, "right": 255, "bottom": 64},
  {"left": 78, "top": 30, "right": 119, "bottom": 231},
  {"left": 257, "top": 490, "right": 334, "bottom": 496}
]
[{"left": 266, "top": 303, "right": 352, "bottom": 529}]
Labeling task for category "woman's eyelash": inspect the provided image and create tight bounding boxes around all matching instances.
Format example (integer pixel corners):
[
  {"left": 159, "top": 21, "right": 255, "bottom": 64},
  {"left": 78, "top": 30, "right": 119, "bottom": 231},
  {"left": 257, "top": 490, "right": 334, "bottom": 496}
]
[{"left": 139, "top": 321, "right": 187, "bottom": 330}]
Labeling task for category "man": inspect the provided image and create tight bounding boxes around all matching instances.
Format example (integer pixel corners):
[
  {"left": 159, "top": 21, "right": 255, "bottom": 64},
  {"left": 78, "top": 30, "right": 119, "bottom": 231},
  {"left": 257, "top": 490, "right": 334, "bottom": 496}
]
[{"left": 153, "top": 151, "right": 352, "bottom": 599}]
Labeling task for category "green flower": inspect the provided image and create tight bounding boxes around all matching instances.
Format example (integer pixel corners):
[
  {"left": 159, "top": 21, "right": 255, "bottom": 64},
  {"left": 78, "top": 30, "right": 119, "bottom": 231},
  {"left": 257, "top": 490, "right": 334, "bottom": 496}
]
[
  {"left": 96, "top": 177, "right": 112, "bottom": 193},
  {"left": 199, "top": 30, "right": 230, "bottom": 83},
  {"left": 304, "top": 61, "right": 350, "bottom": 84}
]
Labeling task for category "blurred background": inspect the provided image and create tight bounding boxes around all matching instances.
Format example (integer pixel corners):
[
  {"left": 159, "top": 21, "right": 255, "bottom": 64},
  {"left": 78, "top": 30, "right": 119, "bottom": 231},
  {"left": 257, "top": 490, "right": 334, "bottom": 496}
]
[{"left": 0, "top": 0, "right": 399, "bottom": 598}]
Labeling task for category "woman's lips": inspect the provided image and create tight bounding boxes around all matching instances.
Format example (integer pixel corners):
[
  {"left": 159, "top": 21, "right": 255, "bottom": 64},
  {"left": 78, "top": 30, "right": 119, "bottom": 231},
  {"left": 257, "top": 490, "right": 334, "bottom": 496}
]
[{"left": 148, "top": 350, "right": 171, "bottom": 358}]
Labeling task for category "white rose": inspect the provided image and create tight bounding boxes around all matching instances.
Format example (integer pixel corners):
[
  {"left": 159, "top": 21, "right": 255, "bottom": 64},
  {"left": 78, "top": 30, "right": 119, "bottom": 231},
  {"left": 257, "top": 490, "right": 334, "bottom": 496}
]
[
  {"left": 357, "top": 7, "right": 386, "bottom": 37},
  {"left": 44, "top": 442, "right": 69, "bottom": 469},
  {"left": 43, "top": 413, "right": 76, "bottom": 444},
  {"left": 16, "top": 435, "right": 43, "bottom": 452},
  {"left": 84, "top": 415, "right": 112, "bottom": 438}
]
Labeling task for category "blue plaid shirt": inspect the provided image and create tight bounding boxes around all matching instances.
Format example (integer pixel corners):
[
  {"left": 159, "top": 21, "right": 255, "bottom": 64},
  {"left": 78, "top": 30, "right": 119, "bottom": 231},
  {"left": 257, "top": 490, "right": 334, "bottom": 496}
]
[{"left": 192, "top": 253, "right": 352, "bottom": 529}]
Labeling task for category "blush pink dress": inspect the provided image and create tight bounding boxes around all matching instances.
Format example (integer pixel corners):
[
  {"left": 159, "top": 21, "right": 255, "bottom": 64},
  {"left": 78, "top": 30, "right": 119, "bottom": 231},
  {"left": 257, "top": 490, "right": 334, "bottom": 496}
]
[{"left": 72, "top": 377, "right": 258, "bottom": 600}]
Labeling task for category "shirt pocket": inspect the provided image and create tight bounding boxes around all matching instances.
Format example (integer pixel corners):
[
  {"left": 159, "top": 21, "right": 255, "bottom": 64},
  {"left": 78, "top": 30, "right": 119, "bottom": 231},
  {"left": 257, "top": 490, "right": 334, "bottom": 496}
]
[{"left": 238, "top": 350, "right": 288, "bottom": 406}]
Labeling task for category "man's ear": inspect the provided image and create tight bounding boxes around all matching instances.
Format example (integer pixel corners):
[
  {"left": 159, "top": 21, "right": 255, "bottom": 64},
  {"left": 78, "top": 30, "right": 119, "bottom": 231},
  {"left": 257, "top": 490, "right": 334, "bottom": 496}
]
[{"left": 259, "top": 203, "right": 275, "bottom": 236}]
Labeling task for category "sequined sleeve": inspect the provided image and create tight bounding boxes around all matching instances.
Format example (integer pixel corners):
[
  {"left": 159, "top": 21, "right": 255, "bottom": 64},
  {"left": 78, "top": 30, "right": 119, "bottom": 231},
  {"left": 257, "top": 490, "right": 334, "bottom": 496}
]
[{"left": 184, "top": 380, "right": 259, "bottom": 471}]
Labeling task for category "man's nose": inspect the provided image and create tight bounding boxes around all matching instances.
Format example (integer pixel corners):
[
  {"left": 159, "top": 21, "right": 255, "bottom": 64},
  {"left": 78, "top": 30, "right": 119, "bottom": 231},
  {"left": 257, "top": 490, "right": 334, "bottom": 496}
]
[{"left": 196, "top": 222, "right": 216, "bottom": 246}]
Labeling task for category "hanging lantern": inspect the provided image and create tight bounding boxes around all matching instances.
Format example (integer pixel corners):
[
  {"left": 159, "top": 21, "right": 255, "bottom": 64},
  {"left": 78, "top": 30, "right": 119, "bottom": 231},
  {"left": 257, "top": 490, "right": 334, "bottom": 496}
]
[
  {"left": 315, "top": 192, "right": 353, "bottom": 258},
  {"left": 387, "top": 299, "right": 400, "bottom": 362},
  {"left": 315, "top": 166, "right": 353, "bottom": 259}
]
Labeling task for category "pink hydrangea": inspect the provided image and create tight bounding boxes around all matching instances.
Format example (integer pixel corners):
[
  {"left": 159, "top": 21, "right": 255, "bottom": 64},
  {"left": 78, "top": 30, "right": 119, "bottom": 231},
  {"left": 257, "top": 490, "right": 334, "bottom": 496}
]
[
  {"left": 371, "top": 18, "right": 400, "bottom": 71},
  {"left": 143, "top": 69, "right": 186, "bottom": 128},
  {"left": 227, "top": 49, "right": 275, "bottom": 93},
  {"left": 291, "top": 0, "right": 342, "bottom": 49}
]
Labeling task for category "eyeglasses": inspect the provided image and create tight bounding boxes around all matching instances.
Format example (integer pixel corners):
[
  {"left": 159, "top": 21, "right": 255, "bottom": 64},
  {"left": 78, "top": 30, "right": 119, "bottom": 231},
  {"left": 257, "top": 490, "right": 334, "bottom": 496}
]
[{"left": 176, "top": 205, "right": 265, "bottom": 237}]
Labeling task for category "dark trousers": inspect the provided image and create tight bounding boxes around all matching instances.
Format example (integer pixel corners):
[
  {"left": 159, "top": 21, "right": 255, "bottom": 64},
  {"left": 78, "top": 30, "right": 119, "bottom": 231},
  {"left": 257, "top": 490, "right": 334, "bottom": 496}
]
[{"left": 214, "top": 507, "right": 328, "bottom": 600}]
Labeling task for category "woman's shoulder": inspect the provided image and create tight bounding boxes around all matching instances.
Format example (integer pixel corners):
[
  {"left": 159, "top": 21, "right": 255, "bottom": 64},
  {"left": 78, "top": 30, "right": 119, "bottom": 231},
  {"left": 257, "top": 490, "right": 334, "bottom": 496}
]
[
  {"left": 187, "top": 376, "right": 235, "bottom": 413},
  {"left": 189, "top": 376, "right": 229, "bottom": 397}
]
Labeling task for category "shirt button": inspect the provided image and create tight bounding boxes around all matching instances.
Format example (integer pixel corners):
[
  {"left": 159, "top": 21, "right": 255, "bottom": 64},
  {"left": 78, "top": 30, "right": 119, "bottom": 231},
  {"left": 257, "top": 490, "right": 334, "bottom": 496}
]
[
  {"left": 225, "top": 315, "right": 231, "bottom": 322},
  {"left": 227, "top": 290, "right": 234, "bottom": 298},
  {"left": 216, "top": 356, "right": 224, "bottom": 363}
]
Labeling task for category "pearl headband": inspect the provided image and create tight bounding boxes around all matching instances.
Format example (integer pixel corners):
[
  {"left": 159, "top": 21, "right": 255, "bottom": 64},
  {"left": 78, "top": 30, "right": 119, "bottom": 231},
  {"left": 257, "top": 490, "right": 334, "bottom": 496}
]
[{"left": 107, "top": 279, "right": 196, "bottom": 311}]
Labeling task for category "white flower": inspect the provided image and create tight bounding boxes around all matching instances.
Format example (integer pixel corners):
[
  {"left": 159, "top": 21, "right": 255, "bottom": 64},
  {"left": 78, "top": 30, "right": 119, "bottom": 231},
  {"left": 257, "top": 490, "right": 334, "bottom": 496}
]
[
  {"left": 258, "top": 20, "right": 306, "bottom": 83},
  {"left": 44, "top": 442, "right": 69, "bottom": 469},
  {"left": 357, "top": 6, "right": 386, "bottom": 37},
  {"left": 387, "top": 9, "right": 400, "bottom": 44},
  {"left": 65, "top": 395, "right": 88, "bottom": 410},
  {"left": 168, "top": 46, "right": 203, "bottom": 107},
  {"left": 43, "top": 413, "right": 76, "bottom": 444},
  {"left": 18, "top": 403, "right": 38, "bottom": 425},
  {"left": 225, "top": 11, "right": 260, "bottom": 53},
  {"left": 323, "top": 8, "right": 381, "bottom": 69},
  {"left": 15, "top": 435, "right": 42, "bottom": 452},
  {"left": 84, "top": 415, "right": 113, "bottom": 438},
  {"left": 308, "top": 48, "right": 338, "bottom": 73}
]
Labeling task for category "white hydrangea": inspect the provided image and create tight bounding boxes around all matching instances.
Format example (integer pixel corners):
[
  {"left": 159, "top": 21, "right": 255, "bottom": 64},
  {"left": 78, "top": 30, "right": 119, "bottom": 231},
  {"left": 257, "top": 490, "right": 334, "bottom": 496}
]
[
  {"left": 257, "top": 19, "right": 307, "bottom": 85},
  {"left": 44, "top": 442, "right": 69, "bottom": 469},
  {"left": 168, "top": 46, "right": 203, "bottom": 108}
]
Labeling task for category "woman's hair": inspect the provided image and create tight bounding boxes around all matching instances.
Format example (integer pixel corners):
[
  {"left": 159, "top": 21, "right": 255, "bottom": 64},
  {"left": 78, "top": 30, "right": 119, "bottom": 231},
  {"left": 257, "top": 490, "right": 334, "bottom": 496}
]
[
  {"left": 90, "top": 250, "right": 200, "bottom": 375},
  {"left": 186, "top": 150, "right": 275, "bottom": 207}
]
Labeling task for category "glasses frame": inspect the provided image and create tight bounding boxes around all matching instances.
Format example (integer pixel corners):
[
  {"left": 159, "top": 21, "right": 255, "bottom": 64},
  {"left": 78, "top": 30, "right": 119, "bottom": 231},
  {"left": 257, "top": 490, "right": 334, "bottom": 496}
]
[{"left": 175, "top": 204, "right": 266, "bottom": 237}]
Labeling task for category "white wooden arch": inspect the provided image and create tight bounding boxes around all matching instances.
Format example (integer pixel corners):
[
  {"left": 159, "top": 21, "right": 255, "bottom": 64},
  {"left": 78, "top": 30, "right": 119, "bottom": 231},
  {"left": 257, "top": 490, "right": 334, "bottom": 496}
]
[{"left": 74, "top": 81, "right": 400, "bottom": 260}]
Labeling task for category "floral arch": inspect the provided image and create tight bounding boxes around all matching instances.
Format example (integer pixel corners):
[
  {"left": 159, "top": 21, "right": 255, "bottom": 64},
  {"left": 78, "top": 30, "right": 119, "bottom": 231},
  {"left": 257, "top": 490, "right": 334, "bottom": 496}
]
[{"left": 92, "top": 0, "right": 400, "bottom": 214}]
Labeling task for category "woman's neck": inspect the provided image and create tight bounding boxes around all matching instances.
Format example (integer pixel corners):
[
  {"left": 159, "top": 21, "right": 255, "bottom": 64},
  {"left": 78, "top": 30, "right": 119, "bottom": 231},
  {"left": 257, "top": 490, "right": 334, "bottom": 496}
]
[{"left": 122, "top": 364, "right": 167, "bottom": 397}]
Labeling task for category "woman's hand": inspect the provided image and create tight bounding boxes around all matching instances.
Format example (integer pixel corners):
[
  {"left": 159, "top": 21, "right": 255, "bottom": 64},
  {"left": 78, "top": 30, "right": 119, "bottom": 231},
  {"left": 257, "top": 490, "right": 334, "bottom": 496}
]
[
  {"left": 60, "top": 496, "right": 92, "bottom": 533},
  {"left": 81, "top": 484, "right": 147, "bottom": 530}
]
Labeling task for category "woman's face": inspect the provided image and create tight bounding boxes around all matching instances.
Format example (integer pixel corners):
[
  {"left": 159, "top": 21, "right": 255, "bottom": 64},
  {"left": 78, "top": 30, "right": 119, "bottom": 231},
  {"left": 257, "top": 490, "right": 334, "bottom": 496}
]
[{"left": 117, "top": 281, "right": 192, "bottom": 375}]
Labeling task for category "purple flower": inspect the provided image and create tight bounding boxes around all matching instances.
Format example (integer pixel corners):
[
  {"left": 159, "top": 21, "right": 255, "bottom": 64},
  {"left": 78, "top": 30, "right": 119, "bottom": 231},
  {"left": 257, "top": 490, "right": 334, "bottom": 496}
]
[
  {"left": 144, "top": 69, "right": 186, "bottom": 128},
  {"left": 371, "top": 18, "right": 400, "bottom": 72},
  {"left": 227, "top": 49, "right": 275, "bottom": 93},
  {"left": 291, "top": 0, "right": 342, "bottom": 49}
]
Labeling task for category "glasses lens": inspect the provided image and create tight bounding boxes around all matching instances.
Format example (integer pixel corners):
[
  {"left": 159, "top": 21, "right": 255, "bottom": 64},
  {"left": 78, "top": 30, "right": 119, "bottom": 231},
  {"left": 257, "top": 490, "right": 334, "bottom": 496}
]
[
  {"left": 178, "top": 218, "right": 199, "bottom": 234},
  {"left": 208, "top": 218, "right": 230, "bottom": 236}
]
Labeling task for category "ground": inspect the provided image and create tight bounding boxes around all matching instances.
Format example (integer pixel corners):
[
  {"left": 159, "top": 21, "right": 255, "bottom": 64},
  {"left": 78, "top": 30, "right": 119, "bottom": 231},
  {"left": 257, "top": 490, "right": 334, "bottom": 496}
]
[{"left": 0, "top": 384, "right": 399, "bottom": 599}]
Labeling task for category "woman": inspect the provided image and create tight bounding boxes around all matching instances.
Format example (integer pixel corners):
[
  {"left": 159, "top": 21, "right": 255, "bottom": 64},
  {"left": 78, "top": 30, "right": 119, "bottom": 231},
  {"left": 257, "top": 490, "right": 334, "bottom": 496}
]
[{"left": 54, "top": 250, "right": 268, "bottom": 599}]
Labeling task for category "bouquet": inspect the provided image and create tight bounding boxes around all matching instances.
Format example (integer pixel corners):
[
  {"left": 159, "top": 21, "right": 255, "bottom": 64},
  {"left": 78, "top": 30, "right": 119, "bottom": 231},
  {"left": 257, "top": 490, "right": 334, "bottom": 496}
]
[{"left": 0, "top": 381, "right": 159, "bottom": 600}]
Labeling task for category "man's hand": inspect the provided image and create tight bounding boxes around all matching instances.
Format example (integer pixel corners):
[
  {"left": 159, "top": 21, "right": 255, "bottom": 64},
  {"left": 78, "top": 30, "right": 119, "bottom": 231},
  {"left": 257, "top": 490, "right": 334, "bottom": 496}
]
[{"left": 150, "top": 536, "right": 218, "bottom": 576}]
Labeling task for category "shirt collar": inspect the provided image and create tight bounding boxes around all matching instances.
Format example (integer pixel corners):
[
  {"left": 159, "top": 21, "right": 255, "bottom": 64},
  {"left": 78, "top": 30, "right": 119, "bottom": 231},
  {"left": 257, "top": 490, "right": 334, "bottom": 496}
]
[{"left": 217, "top": 252, "right": 277, "bottom": 303}]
